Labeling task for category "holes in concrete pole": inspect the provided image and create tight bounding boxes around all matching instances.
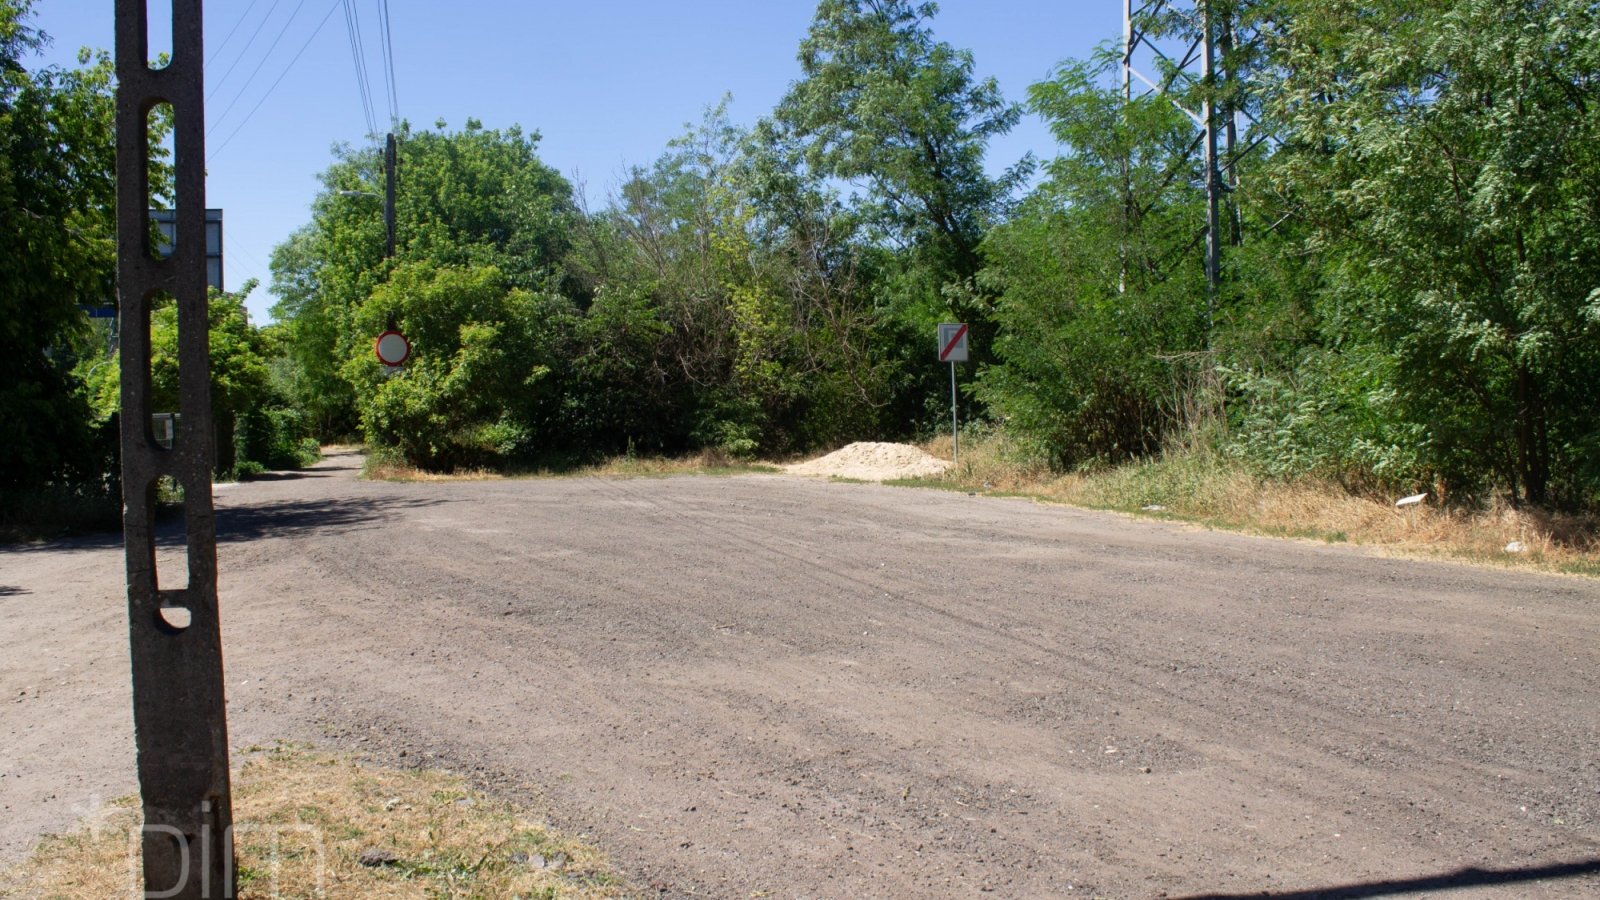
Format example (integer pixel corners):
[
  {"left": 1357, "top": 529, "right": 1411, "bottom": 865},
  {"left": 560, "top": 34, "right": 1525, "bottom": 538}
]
[
  {"left": 157, "top": 605, "right": 192, "bottom": 632},
  {"left": 154, "top": 514, "right": 190, "bottom": 593},
  {"left": 145, "top": 290, "right": 179, "bottom": 450},
  {"left": 147, "top": 0, "right": 174, "bottom": 69},
  {"left": 147, "top": 104, "right": 176, "bottom": 257}
]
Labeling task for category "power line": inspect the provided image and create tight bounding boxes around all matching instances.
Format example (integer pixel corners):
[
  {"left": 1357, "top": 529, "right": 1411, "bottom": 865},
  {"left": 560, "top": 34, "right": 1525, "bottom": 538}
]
[
  {"left": 340, "top": 0, "right": 379, "bottom": 138},
  {"left": 208, "top": 0, "right": 312, "bottom": 138},
  {"left": 350, "top": 0, "right": 380, "bottom": 137},
  {"left": 209, "top": 0, "right": 343, "bottom": 163},
  {"left": 376, "top": 0, "right": 399, "bottom": 127},
  {"left": 357, "top": 0, "right": 382, "bottom": 136},
  {"left": 206, "top": 0, "right": 263, "bottom": 69},
  {"left": 207, "top": 0, "right": 282, "bottom": 101}
]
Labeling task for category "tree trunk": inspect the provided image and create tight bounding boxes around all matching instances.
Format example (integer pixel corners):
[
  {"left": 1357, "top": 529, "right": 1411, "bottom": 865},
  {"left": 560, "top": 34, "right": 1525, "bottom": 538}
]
[{"left": 1514, "top": 363, "right": 1548, "bottom": 505}]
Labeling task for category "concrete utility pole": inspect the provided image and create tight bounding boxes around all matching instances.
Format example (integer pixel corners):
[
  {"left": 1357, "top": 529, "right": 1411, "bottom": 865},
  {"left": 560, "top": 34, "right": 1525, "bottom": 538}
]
[{"left": 115, "top": 0, "right": 236, "bottom": 896}]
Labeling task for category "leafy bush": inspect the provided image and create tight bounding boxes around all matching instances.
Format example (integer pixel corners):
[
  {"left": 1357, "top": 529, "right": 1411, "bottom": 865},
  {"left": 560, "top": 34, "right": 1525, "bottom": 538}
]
[
  {"left": 235, "top": 407, "right": 320, "bottom": 473},
  {"left": 972, "top": 55, "right": 1210, "bottom": 470},
  {"left": 1221, "top": 348, "right": 1427, "bottom": 493},
  {"left": 351, "top": 263, "right": 573, "bottom": 471}
]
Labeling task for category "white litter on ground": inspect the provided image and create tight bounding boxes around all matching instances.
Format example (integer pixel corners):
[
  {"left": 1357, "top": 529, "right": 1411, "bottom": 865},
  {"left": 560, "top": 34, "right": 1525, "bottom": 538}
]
[{"left": 784, "top": 442, "right": 951, "bottom": 482}]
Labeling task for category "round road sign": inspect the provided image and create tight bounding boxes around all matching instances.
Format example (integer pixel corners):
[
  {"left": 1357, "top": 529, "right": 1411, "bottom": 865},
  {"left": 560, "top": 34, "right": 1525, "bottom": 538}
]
[{"left": 374, "top": 329, "right": 412, "bottom": 366}]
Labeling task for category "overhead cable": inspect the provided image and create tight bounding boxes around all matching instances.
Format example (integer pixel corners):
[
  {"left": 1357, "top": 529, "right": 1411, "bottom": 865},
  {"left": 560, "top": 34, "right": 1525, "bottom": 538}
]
[
  {"left": 340, "top": 0, "right": 380, "bottom": 139},
  {"left": 208, "top": 0, "right": 313, "bottom": 138},
  {"left": 377, "top": 0, "right": 399, "bottom": 127},
  {"left": 206, "top": 0, "right": 282, "bottom": 101},
  {"left": 209, "top": 0, "right": 343, "bottom": 163},
  {"left": 205, "top": 0, "right": 263, "bottom": 69}
]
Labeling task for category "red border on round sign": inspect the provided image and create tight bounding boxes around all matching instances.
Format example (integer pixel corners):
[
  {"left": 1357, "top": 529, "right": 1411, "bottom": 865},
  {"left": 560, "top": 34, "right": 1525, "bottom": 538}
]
[{"left": 374, "top": 330, "right": 411, "bottom": 366}]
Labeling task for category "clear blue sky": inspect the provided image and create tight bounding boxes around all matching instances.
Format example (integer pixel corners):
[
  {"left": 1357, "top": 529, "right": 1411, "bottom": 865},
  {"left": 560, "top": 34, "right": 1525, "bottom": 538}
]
[{"left": 23, "top": 1, "right": 1121, "bottom": 323}]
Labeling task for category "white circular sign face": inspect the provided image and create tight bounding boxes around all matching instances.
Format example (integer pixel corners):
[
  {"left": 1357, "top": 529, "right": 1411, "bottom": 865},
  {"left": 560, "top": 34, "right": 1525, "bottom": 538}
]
[{"left": 374, "top": 330, "right": 411, "bottom": 366}]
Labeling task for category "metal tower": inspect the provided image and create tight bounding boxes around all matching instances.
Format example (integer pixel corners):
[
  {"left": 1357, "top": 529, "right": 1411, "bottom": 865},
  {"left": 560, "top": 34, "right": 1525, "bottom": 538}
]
[{"left": 1122, "top": 0, "right": 1259, "bottom": 305}]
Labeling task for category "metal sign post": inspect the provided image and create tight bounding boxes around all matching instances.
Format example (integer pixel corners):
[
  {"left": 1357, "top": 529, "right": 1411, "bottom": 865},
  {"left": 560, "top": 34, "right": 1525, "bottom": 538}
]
[
  {"left": 938, "top": 323, "right": 969, "bottom": 467},
  {"left": 116, "top": 1, "right": 236, "bottom": 896},
  {"left": 949, "top": 360, "right": 959, "bottom": 466}
]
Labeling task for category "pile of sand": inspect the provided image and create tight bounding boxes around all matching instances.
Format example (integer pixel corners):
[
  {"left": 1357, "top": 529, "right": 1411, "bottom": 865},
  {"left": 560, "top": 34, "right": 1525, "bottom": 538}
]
[{"left": 784, "top": 442, "right": 950, "bottom": 482}]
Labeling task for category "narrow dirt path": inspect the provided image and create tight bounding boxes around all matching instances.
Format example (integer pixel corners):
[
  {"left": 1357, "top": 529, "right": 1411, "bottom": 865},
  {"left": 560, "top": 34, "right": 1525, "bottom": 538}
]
[{"left": 2, "top": 450, "right": 1597, "bottom": 897}]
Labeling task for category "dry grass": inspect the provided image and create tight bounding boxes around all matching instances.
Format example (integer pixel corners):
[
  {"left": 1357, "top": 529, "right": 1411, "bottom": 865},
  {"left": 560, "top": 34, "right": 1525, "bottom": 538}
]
[
  {"left": 362, "top": 446, "right": 778, "bottom": 482},
  {"left": 0, "top": 744, "right": 625, "bottom": 899},
  {"left": 578, "top": 447, "right": 779, "bottom": 478},
  {"left": 358, "top": 447, "right": 501, "bottom": 483},
  {"left": 909, "top": 431, "right": 1600, "bottom": 576},
  {"left": 363, "top": 460, "right": 503, "bottom": 483}
]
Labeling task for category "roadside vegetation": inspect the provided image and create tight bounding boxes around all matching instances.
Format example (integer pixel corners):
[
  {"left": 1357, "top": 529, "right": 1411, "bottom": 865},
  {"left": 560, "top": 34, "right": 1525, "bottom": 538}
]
[
  {"left": 361, "top": 445, "right": 779, "bottom": 482},
  {"left": 0, "top": 1, "right": 318, "bottom": 541},
  {"left": 364, "top": 431, "right": 1600, "bottom": 575},
  {"left": 906, "top": 428, "right": 1600, "bottom": 576},
  {"left": 6, "top": 0, "right": 1599, "bottom": 545},
  {"left": 0, "top": 744, "right": 625, "bottom": 899}
]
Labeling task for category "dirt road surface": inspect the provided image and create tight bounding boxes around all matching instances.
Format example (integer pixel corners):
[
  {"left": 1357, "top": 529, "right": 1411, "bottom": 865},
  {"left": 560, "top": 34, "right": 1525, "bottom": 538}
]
[{"left": 3, "top": 450, "right": 1598, "bottom": 898}]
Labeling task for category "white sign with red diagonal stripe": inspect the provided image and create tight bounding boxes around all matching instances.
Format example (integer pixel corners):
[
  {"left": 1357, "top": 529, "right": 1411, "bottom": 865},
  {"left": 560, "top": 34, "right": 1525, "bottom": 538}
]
[{"left": 938, "top": 322, "right": 969, "bottom": 362}]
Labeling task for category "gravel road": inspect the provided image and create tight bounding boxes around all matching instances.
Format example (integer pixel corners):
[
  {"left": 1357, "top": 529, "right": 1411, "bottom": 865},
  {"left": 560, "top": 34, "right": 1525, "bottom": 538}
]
[{"left": 3, "top": 450, "right": 1598, "bottom": 898}]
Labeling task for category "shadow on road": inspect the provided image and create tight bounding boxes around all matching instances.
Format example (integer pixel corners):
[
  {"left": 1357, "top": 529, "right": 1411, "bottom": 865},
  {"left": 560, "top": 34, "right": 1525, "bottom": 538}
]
[
  {"left": 216, "top": 495, "right": 441, "bottom": 543},
  {"left": 1174, "top": 857, "right": 1600, "bottom": 899},
  {"left": 0, "top": 585, "right": 26, "bottom": 597},
  {"left": 238, "top": 470, "right": 330, "bottom": 482},
  {"left": 0, "top": 528, "right": 124, "bottom": 554},
  {"left": 1, "top": 476, "right": 422, "bottom": 554}
]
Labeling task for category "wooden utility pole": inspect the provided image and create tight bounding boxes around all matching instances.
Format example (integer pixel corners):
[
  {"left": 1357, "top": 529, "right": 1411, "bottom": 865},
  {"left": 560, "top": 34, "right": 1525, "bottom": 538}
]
[{"left": 385, "top": 131, "right": 397, "bottom": 258}]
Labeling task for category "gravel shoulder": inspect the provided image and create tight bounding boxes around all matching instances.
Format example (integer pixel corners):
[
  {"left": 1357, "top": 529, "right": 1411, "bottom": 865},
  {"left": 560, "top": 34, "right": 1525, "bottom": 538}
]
[{"left": 2, "top": 450, "right": 1598, "bottom": 898}]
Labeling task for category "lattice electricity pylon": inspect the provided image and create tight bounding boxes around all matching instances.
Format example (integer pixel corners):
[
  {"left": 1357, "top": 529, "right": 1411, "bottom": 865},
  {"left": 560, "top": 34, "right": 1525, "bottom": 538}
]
[{"left": 1122, "top": 0, "right": 1267, "bottom": 304}]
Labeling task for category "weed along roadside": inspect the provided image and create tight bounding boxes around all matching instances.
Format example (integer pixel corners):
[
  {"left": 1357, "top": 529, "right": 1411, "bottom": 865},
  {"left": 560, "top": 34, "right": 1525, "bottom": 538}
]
[{"left": 0, "top": 745, "right": 626, "bottom": 898}]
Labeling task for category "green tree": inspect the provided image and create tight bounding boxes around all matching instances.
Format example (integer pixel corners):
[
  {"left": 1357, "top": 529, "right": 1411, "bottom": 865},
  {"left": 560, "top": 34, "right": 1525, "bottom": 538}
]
[
  {"left": 574, "top": 100, "right": 906, "bottom": 454},
  {"left": 268, "top": 225, "right": 356, "bottom": 437},
  {"left": 0, "top": 1, "right": 167, "bottom": 490},
  {"left": 600, "top": 100, "right": 813, "bottom": 454},
  {"left": 975, "top": 52, "right": 1210, "bottom": 466},
  {"left": 150, "top": 285, "right": 272, "bottom": 475},
  {"left": 396, "top": 119, "right": 575, "bottom": 290},
  {"left": 80, "top": 281, "right": 307, "bottom": 477},
  {"left": 769, "top": 0, "right": 1026, "bottom": 347},
  {"left": 1265, "top": 0, "right": 1600, "bottom": 505},
  {"left": 271, "top": 120, "right": 579, "bottom": 454},
  {"left": 348, "top": 262, "right": 575, "bottom": 470}
]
